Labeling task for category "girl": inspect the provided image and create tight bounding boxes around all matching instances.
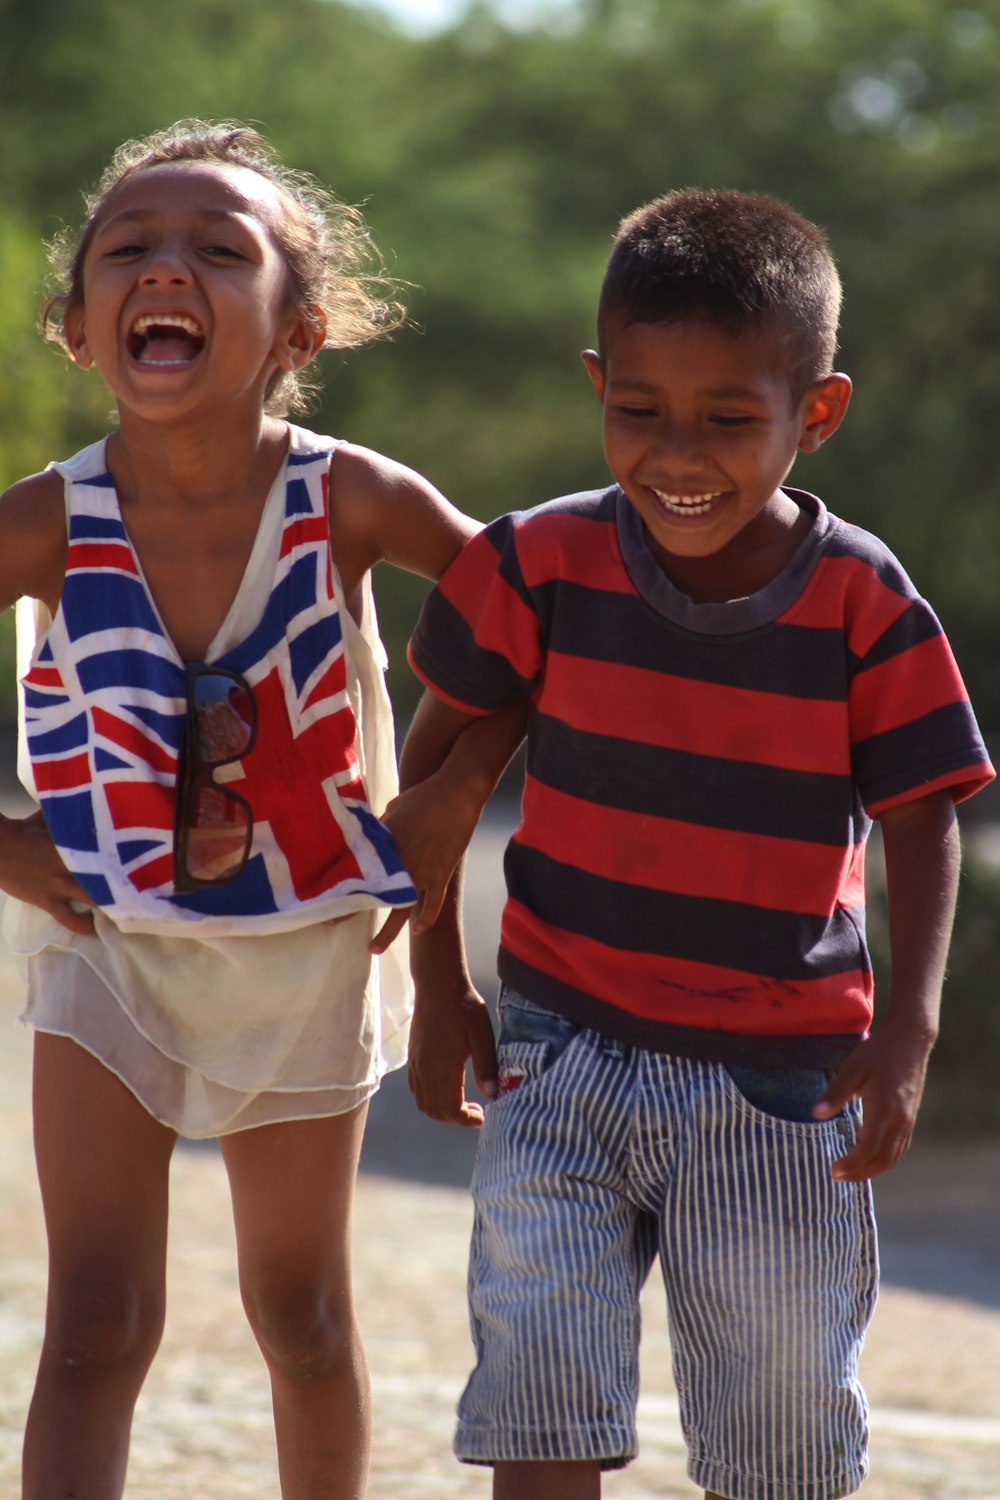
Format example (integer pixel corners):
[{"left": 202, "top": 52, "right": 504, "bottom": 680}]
[{"left": 0, "top": 120, "right": 489, "bottom": 1500}]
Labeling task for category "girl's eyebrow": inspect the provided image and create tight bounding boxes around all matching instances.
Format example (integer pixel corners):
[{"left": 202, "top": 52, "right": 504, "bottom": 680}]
[{"left": 96, "top": 206, "right": 257, "bottom": 232}]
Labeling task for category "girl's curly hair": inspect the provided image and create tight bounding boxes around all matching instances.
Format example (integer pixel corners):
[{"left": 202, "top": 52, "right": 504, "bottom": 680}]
[{"left": 42, "top": 119, "right": 406, "bottom": 415}]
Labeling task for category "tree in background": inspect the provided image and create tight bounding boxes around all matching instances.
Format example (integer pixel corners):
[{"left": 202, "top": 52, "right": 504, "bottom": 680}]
[{"left": 1, "top": 0, "right": 998, "bottom": 737}]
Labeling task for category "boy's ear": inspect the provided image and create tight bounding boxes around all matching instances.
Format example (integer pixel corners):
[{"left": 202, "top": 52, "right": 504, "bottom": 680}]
[
  {"left": 581, "top": 349, "right": 606, "bottom": 403},
  {"left": 63, "top": 306, "right": 93, "bottom": 370},
  {"left": 798, "top": 373, "right": 852, "bottom": 453},
  {"left": 274, "top": 305, "right": 327, "bottom": 372}
]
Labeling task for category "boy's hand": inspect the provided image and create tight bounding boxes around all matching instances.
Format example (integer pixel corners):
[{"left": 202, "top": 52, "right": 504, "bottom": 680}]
[
  {"left": 371, "top": 770, "right": 485, "bottom": 953},
  {"left": 0, "top": 810, "right": 96, "bottom": 934},
  {"left": 813, "top": 1023, "right": 934, "bottom": 1181},
  {"left": 408, "top": 975, "right": 498, "bottom": 1127}
]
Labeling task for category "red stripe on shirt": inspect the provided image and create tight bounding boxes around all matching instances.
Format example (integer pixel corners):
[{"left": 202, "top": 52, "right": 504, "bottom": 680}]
[
  {"left": 542, "top": 651, "right": 852, "bottom": 774},
  {"left": 127, "top": 850, "right": 176, "bottom": 892},
  {"left": 438, "top": 558, "right": 541, "bottom": 681},
  {"left": 92, "top": 706, "right": 177, "bottom": 775},
  {"left": 23, "top": 665, "right": 65, "bottom": 690},
  {"left": 784, "top": 553, "right": 913, "bottom": 651},
  {"left": 514, "top": 510, "right": 631, "bottom": 593},
  {"left": 279, "top": 514, "right": 329, "bottom": 559},
  {"left": 850, "top": 635, "right": 971, "bottom": 742},
  {"left": 501, "top": 898, "right": 873, "bottom": 1037},
  {"left": 517, "top": 779, "right": 867, "bottom": 915},
  {"left": 65, "top": 542, "right": 139, "bottom": 575},
  {"left": 301, "top": 651, "right": 347, "bottom": 713},
  {"left": 32, "top": 752, "right": 91, "bottom": 792},
  {"left": 105, "top": 780, "right": 175, "bottom": 831}
]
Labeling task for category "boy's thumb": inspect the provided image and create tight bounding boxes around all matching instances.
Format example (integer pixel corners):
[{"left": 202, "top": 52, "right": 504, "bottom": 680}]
[{"left": 468, "top": 1007, "right": 499, "bottom": 1099}]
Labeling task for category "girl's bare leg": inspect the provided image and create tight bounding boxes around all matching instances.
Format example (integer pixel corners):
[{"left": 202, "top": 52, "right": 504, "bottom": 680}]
[
  {"left": 220, "top": 1104, "right": 370, "bottom": 1500},
  {"left": 23, "top": 1033, "right": 176, "bottom": 1500}
]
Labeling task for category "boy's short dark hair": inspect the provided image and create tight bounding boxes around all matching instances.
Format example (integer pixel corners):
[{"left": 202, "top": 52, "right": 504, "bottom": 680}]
[{"left": 597, "top": 188, "right": 842, "bottom": 397}]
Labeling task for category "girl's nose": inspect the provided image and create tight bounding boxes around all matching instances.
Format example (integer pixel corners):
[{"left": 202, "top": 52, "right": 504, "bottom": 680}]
[{"left": 139, "top": 247, "right": 192, "bottom": 286}]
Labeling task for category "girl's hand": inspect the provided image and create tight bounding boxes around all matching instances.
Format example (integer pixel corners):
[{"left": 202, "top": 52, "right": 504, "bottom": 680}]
[{"left": 0, "top": 810, "right": 96, "bottom": 934}]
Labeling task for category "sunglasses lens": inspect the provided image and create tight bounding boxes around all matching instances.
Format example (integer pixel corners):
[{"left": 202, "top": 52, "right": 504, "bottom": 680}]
[
  {"left": 192, "top": 673, "right": 254, "bottom": 764},
  {"left": 182, "top": 784, "right": 252, "bottom": 884}
]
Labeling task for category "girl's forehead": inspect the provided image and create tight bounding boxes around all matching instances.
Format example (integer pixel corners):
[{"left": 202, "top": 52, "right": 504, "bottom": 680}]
[{"left": 94, "top": 160, "right": 286, "bottom": 233}]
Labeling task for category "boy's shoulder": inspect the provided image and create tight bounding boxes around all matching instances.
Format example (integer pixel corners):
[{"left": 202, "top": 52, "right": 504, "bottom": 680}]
[
  {"left": 817, "top": 499, "right": 925, "bottom": 602},
  {"left": 490, "top": 484, "right": 619, "bottom": 530}
]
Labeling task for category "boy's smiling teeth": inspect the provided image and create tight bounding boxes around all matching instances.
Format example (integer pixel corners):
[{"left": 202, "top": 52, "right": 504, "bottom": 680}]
[
  {"left": 651, "top": 488, "right": 724, "bottom": 516},
  {"left": 127, "top": 312, "right": 206, "bottom": 364}
]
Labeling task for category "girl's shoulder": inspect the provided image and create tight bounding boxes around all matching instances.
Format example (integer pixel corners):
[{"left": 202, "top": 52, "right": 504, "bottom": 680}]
[
  {"left": 0, "top": 468, "right": 69, "bottom": 615},
  {"left": 328, "top": 441, "right": 479, "bottom": 598}
]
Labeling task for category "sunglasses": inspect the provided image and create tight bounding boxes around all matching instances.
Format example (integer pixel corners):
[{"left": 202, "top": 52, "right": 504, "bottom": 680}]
[{"left": 173, "top": 662, "right": 258, "bottom": 892}]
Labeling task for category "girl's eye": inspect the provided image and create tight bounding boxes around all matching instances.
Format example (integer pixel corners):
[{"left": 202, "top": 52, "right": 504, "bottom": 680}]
[
  {"left": 616, "top": 405, "right": 656, "bottom": 419},
  {"left": 106, "top": 244, "right": 145, "bottom": 258},
  {"left": 203, "top": 244, "right": 246, "bottom": 259}
]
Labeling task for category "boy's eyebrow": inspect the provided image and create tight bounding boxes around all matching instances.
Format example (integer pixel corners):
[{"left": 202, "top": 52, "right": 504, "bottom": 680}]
[{"left": 607, "top": 376, "right": 773, "bottom": 402}]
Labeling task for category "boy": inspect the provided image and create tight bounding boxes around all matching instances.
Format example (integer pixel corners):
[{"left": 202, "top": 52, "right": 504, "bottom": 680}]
[{"left": 393, "top": 190, "right": 995, "bottom": 1500}]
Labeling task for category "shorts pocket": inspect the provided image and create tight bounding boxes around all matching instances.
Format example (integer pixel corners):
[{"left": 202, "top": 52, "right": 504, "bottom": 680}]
[
  {"left": 496, "top": 990, "right": 583, "bottom": 1095},
  {"left": 722, "top": 1062, "right": 838, "bottom": 1125}
]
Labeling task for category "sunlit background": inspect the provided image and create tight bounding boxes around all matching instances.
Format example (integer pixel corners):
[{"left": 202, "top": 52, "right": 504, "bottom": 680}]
[{"left": 1, "top": 0, "right": 998, "bottom": 1122}]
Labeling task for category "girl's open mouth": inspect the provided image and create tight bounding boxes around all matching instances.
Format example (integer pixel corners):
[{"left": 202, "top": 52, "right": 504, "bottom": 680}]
[{"left": 127, "top": 313, "right": 206, "bottom": 365}]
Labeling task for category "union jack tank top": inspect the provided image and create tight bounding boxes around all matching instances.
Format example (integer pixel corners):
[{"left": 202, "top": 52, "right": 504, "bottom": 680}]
[{"left": 20, "top": 426, "right": 418, "bottom": 935}]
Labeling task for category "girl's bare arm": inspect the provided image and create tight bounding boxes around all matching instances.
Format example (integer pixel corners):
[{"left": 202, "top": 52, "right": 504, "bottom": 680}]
[
  {"left": 0, "top": 470, "right": 68, "bottom": 616},
  {"left": 327, "top": 442, "right": 480, "bottom": 602},
  {"left": 0, "top": 471, "right": 95, "bottom": 932}
]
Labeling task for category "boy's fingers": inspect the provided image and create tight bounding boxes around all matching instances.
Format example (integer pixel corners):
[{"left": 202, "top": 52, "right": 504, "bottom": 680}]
[
  {"left": 410, "top": 879, "right": 447, "bottom": 934},
  {"left": 369, "top": 905, "right": 413, "bottom": 953},
  {"left": 52, "top": 900, "right": 95, "bottom": 936},
  {"left": 468, "top": 1009, "right": 499, "bottom": 1099}
]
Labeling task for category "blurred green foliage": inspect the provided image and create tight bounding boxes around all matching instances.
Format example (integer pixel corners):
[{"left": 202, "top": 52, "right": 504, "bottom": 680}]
[{"left": 1, "top": 0, "right": 999, "bottom": 736}]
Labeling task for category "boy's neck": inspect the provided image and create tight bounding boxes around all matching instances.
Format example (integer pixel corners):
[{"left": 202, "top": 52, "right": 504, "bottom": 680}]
[{"left": 646, "top": 489, "right": 811, "bottom": 604}]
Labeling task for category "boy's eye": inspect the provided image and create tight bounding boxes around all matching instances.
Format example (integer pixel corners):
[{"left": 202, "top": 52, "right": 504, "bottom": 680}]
[
  {"left": 202, "top": 244, "right": 246, "bottom": 259},
  {"left": 616, "top": 404, "right": 656, "bottom": 419},
  {"left": 711, "top": 414, "right": 756, "bottom": 427},
  {"left": 105, "top": 244, "right": 145, "bottom": 258}
]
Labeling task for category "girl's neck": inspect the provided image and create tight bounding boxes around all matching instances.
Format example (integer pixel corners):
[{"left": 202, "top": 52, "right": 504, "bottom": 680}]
[{"left": 107, "top": 410, "right": 290, "bottom": 509}]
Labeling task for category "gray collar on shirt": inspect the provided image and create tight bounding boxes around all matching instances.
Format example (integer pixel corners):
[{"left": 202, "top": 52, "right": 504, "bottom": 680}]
[{"left": 614, "top": 486, "right": 833, "bottom": 636}]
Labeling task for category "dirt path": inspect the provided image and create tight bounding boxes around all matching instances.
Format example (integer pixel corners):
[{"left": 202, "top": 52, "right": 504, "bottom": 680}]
[{"left": 1, "top": 801, "right": 999, "bottom": 1497}]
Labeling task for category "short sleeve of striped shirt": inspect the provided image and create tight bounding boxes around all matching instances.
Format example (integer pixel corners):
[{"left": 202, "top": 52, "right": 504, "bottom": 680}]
[
  {"left": 409, "top": 512, "right": 542, "bottom": 714},
  {"left": 836, "top": 531, "right": 992, "bottom": 813}
]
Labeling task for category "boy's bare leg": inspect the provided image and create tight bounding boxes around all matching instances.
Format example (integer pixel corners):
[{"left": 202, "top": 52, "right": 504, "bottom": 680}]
[
  {"left": 221, "top": 1105, "right": 370, "bottom": 1500},
  {"left": 493, "top": 1460, "right": 601, "bottom": 1498},
  {"left": 492, "top": 1462, "right": 729, "bottom": 1500},
  {"left": 23, "top": 1033, "right": 176, "bottom": 1500}
]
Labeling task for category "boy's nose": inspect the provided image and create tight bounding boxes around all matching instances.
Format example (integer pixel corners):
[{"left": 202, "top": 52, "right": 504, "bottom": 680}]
[{"left": 652, "top": 422, "right": 705, "bottom": 465}]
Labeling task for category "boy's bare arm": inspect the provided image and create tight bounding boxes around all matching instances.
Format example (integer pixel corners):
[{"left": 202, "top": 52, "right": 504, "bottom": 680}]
[
  {"left": 372, "top": 694, "right": 526, "bottom": 949},
  {"left": 814, "top": 789, "right": 960, "bottom": 1180},
  {"left": 375, "top": 691, "right": 526, "bottom": 1124}
]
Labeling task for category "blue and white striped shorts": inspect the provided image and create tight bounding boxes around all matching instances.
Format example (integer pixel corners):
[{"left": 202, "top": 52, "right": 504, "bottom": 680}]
[{"left": 456, "top": 990, "right": 879, "bottom": 1500}]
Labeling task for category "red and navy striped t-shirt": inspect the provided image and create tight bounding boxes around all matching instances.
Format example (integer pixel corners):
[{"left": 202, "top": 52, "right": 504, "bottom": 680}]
[{"left": 409, "top": 486, "right": 994, "bottom": 1067}]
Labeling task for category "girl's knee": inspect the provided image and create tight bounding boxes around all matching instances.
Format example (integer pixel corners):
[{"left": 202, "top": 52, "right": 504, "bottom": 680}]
[
  {"left": 43, "top": 1268, "right": 165, "bottom": 1381},
  {"left": 241, "top": 1273, "right": 358, "bottom": 1382}
]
